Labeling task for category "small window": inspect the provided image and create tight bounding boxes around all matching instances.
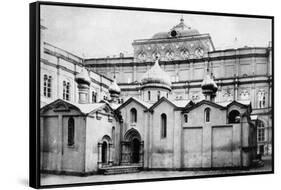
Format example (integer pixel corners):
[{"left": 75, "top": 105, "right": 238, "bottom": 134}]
[
  {"left": 157, "top": 91, "right": 161, "bottom": 101},
  {"left": 43, "top": 74, "right": 52, "bottom": 98},
  {"left": 184, "top": 114, "right": 188, "bottom": 123},
  {"left": 68, "top": 117, "right": 75, "bottom": 146},
  {"left": 130, "top": 108, "right": 137, "bottom": 123},
  {"left": 166, "top": 93, "right": 169, "bottom": 98},
  {"left": 205, "top": 108, "right": 210, "bottom": 122},
  {"left": 161, "top": 113, "right": 167, "bottom": 138},
  {"left": 92, "top": 91, "right": 97, "bottom": 103},
  {"left": 63, "top": 80, "right": 70, "bottom": 101},
  {"left": 148, "top": 91, "right": 151, "bottom": 101}
]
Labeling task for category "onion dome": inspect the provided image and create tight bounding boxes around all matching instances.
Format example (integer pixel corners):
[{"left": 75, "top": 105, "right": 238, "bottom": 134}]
[
  {"left": 201, "top": 73, "right": 218, "bottom": 95},
  {"left": 152, "top": 17, "right": 199, "bottom": 39},
  {"left": 109, "top": 77, "right": 121, "bottom": 95},
  {"left": 141, "top": 58, "right": 171, "bottom": 90},
  {"left": 75, "top": 67, "right": 91, "bottom": 85}
]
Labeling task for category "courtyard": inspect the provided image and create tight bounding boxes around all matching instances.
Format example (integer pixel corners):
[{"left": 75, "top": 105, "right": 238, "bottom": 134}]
[{"left": 41, "top": 156, "right": 272, "bottom": 186}]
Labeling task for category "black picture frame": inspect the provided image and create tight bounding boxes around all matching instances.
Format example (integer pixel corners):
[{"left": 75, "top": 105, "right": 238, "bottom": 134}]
[{"left": 30, "top": 1, "right": 274, "bottom": 189}]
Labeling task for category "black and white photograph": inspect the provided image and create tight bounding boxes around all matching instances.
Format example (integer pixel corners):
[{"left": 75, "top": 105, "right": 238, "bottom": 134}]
[{"left": 33, "top": 2, "right": 273, "bottom": 188}]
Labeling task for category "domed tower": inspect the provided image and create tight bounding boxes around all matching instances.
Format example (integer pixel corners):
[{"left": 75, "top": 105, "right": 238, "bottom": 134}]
[
  {"left": 108, "top": 77, "right": 121, "bottom": 103},
  {"left": 140, "top": 57, "right": 171, "bottom": 102},
  {"left": 201, "top": 68, "right": 218, "bottom": 102},
  {"left": 75, "top": 67, "right": 91, "bottom": 104}
]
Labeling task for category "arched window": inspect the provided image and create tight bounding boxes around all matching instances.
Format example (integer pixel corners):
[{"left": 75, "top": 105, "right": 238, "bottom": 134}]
[
  {"left": 204, "top": 108, "right": 210, "bottom": 122},
  {"left": 161, "top": 113, "right": 167, "bottom": 138},
  {"left": 257, "top": 121, "right": 265, "bottom": 142},
  {"left": 68, "top": 117, "right": 75, "bottom": 146},
  {"left": 130, "top": 108, "right": 137, "bottom": 123},
  {"left": 228, "top": 110, "right": 240, "bottom": 123},
  {"left": 157, "top": 91, "right": 161, "bottom": 101},
  {"left": 184, "top": 114, "right": 188, "bottom": 123},
  {"left": 148, "top": 91, "right": 151, "bottom": 101}
]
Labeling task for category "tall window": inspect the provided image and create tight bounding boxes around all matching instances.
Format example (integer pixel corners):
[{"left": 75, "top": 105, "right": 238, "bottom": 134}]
[
  {"left": 68, "top": 117, "right": 75, "bottom": 146},
  {"left": 130, "top": 108, "right": 137, "bottom": 123},
  {"left": 63, "top": 81, "right": 70, "bottom": 101},
  {"left": 184, "top": 114, "right": 188, "bottom": 123},
  {"left": 92, "top": 91, "right": 97, "bottom": 103},
  {"left": 166, "top": 92, "right": 169, "bottom": 98},
  {"left": 148, "top": 91, "right": 151, "bottom": 101},
  {"left": 205, "top": 108, "right": 210, "bottom": 122},
  {"left": 43, "top": 74, "right": 52, "bottom": 98},
  {"left": 257, "top": 121, "right": 265, "bottom": 142},
  {"left": 161, "top": 113, "right": 167, "bottom": 138},
  {"left": 157, "top": 91, "right": 161, "bottom": 101}
]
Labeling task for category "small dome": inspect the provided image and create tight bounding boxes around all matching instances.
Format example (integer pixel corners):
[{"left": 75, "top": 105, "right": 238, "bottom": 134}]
[
  {"left": 152, "top": 18, "right": 199, "bottom": 39},
  {"left": 109, "top": 78, "right": 121, "bottom": 94},
  {"left": 75, "top": 67, "right": 91, "bottom": 85},
  {"left": 141, "top": 59, "right": 171, "bottom": 89},
  {"left": 201, "top": 73, "right": 218, "bottom": 93}
]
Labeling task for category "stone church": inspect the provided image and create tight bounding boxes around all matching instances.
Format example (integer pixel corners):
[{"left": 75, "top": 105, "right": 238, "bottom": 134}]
[{"left": 41, "top": 57, "right": 257, "bottom": 175}]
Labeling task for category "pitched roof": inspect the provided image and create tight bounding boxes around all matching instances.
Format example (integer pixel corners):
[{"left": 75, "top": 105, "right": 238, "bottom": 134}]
[
  {"left": 116, "top": 96, "right": 152, "bottom": 111},
  {"left": 41, "top": 99, "right": 110, "bottom": 115}
]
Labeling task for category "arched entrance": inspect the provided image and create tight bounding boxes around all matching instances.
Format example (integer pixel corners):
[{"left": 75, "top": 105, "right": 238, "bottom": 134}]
[
  {"left": 121, "top": 128, "right": 144, "bottom": 165},
  {"left": 131, "top": 138, "right": 140, "bottom": 163},
  {"left": 98, "top": 135, "right": 113, "bottom": 168},
  {"left": 101, "top": 141, "right": 107, "bottom": 164}
]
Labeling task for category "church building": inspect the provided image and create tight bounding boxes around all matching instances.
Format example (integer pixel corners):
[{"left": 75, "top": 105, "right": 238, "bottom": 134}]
[{"left": 40, "top": 55, "right": 257, "bottom": 175}]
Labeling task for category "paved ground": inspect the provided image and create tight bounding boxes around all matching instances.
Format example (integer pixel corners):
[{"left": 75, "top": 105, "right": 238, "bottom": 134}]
[{"left": 41, "top": 156, "right": 272, "bottom": 186}]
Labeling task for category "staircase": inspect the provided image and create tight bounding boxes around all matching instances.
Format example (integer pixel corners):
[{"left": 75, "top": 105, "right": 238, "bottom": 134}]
[{"left": 99, "top": 164, "right": 142, "bottom": 175}]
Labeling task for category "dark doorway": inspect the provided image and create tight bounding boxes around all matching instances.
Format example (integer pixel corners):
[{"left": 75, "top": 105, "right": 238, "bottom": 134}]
[
  {"left": 102, "top": 141, "right": 107, "bottom": 164},
  {"left": 131, "top": 138, "right": 140, "bottom": 163}
]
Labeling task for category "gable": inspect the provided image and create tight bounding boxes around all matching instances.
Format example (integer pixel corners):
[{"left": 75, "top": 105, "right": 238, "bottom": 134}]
[
  {"left": 148, "top": 97, "right": 177, "bottom": 112},
  {"left": 40, "top": 99, "right": 82, "bottom": 115},
  {"left": 117, "top": 97, "right": 149, "bottom": 111},
  {"left": 183, "top": 100, "right": 225, "bottom": 113}
]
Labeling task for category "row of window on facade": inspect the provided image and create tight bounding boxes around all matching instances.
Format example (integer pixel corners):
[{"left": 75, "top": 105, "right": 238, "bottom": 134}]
[{"left": 43, "top": 74, "right": 99, "bottom": 103}]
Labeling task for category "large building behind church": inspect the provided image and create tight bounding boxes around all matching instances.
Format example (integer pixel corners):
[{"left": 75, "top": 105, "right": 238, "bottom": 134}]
[{"left": 40, "top": 17, "right": 272, "bottom": 176}]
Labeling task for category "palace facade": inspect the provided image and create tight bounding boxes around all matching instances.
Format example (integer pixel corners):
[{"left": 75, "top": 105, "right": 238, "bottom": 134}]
[{"left": 40, "top": 18, "right": 272, "bottom": 175}]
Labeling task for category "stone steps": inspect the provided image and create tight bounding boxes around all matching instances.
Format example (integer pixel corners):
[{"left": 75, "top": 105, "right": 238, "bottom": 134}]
[{"left": 99, "top": 165, "right": 142, "bottom": 175}]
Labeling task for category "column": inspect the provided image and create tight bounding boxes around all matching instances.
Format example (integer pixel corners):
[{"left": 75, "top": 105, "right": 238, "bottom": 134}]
[
  {"left": 108, "top": 143, "right": 113, "bottom": 166},
  {"left": 121, "top": 141, "right": 127, "bottom": 164},
  {"left": 139, "top": 141, "right": 144, "bottom": 166},
  {"left": 97, "top": 142, "right": 102, "bottom": 168}
]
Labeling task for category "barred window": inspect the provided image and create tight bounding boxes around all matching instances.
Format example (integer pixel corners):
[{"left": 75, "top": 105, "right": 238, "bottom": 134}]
[
  {"left": 63, "top": 81, "right": 70, "bottom": 101},
  {"left": 257, "top": 121, "right": 265, "bottom": 142},
  {"left": 92, "top": 91, "right": 97, "bottom": 103},
  {"left": 43, "top": 74, "right": 52, "bottom": 98}
]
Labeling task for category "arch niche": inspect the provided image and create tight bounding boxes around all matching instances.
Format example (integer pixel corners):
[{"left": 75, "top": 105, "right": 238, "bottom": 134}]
[
  {"left": 98, "top": 135, "right": 113, "bottom": 168},
  {"left": 122, "top": 128, "right": 144, "bottom": 165}
]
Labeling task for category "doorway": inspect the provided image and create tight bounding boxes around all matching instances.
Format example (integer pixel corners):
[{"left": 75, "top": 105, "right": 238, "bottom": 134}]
[
  {"left": 101, "top": 141, "right": 107, "bottom": 164},
  {"left": 131, "top": 138, "right": 140, "bottom": 163}
]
